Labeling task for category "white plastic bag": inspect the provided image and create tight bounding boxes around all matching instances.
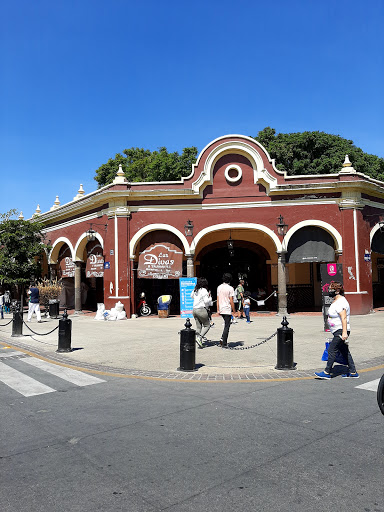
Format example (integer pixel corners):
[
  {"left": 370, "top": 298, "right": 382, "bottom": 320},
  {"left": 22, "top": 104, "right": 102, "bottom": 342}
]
[{"left": 95, "top": 303, "right": 105, "bottom": 320}]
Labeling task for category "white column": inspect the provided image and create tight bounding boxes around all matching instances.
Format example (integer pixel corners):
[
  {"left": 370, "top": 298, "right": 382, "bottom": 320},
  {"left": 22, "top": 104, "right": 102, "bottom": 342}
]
[{"left": 277, "top": 251, "right": 288, "bottom": 316}]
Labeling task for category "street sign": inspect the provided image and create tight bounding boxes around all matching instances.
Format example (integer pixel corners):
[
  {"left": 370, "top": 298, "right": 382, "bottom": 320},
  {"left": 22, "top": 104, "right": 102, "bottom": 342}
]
[{"left": 179, "top": 277, "right": 197, "bottom": 318}]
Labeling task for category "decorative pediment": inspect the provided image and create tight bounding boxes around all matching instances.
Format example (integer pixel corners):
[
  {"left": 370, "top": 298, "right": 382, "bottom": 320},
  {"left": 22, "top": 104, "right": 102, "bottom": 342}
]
[{"left": 191, "top": 136, "right": 278, "bottom": 195}]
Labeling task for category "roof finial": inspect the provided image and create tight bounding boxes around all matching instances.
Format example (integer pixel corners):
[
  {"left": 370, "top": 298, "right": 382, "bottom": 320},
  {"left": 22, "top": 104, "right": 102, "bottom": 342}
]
[
  {"left": 18, "top": 211, "right": 24, "bottom": 220},
  {"left": 343, "top": 155, "right": 352, "bottom": 167},
  {"left": 340, "top": 154, "right": 356, "bottom": 174},
  {"left": 50, "top": 196, "right": 61, "bottom": 210},
  {"left": 73, "top": 184, "right": 85, "bottom": 200},
  {"left": 113, "top": 164, "right": 128, "bottom": 184}
]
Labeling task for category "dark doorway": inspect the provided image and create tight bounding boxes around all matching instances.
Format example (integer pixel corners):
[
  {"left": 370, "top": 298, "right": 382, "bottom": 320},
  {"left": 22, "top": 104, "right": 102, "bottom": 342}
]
[
  {"left": 199, "top": 242, "right": 270, "bottom": 311},
  {"left": 135, "top": 278, "right": 180, "bottom": 316}
]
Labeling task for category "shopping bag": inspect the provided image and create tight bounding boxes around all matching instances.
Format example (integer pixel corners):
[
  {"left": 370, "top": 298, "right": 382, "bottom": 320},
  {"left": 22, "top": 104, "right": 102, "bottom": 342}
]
[{"left": 321, "top": 342, "right": 348, "bottom": 365}]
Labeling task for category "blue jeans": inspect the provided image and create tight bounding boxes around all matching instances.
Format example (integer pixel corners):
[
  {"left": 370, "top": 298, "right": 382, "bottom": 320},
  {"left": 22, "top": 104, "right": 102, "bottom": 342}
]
[
  {"left": 244, "top": 306, "right": 250, "bottom": 322},
  {"left": 325, "top": 329, "right": 356, "bottom": 374}
]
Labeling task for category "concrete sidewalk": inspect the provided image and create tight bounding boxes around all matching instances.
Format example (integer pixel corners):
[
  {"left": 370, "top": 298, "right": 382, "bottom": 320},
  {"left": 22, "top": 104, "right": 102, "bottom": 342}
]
[{"left": 1, "top": 310, "right": 383, "bottom": 380}]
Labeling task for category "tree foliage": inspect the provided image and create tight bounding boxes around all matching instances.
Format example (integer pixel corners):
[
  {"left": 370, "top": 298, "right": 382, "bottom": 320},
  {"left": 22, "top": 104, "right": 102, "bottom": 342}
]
[
  {"left": 94, "top": 146, "right": 198, "bottom": 187},
  {"left": 0, "top": 211, "right": 47, "bottom": 286},
  {"left": 254, "top": 127, "right": 384, "bottom": 181}
]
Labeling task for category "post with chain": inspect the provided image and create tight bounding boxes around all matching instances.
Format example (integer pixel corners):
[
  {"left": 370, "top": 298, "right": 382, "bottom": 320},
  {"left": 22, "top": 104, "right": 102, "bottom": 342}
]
[
  {"left": 57, "top": 309, "right": 72, "bottom": 352},
  {"left": 11, "top": 302, "right": 23, "bottom": 337},
  {"left": 275, "top": 316, "right": 296, "bottom": 370},
  {"left": 178, "top": 318, "right": 196, "bottom": 372}
]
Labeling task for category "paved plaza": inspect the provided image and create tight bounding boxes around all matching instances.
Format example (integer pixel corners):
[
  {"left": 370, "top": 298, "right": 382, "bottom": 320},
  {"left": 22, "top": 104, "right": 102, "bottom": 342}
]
[{"left": 1, "top": 309, "right": 383, "bottom": 381}]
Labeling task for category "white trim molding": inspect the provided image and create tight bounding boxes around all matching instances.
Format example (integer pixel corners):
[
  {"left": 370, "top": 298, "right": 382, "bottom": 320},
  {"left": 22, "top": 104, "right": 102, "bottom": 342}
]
[
  {"left": 49, "top": 237, "right": 75, "bottom": 264},
  {"left": 130, "top": 224, "right": 190, "bottom": 259},
  {"left": 283, "top": 220, "right": 343, "bottom": 253},
  {"left": 190, "top": 139, "right": 278, "bottom": 195},
  {"left": 191, "top": 223, "right": 283, "bottom": 255},
  {"left": 74, "top": 232, "right": 104, "bottom": 262},
  {"left": 370, "top": 222, "right": 384, "bottom": 244}
]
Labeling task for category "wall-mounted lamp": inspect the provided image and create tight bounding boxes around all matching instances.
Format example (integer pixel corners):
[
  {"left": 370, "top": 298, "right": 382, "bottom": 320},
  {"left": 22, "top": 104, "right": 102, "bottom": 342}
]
[
  {"left": 379, "top": 220, "right": 384, "bottom": 233},
  {"left": 184, "top": 220, "right": 194, "bottom": 237},
  {"left": 86, "top": 222, "right": 108, "bottom": 242},
  {"left": 276, "top": 215, "right": 288, "bottom": 236}
]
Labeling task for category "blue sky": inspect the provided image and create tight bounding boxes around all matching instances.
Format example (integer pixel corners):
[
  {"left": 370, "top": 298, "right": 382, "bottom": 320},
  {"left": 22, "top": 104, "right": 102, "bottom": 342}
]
[{"left": 1, "top": 0, "right": 383, "bottom": 219}]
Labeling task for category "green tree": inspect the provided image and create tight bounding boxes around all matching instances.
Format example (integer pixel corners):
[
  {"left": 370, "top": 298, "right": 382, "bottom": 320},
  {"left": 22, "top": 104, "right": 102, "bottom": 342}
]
[
  {"left": 0, "top": 210, "right": 47, "bottom": 288},
  {"left": 94, "top": 146, "right": 198, "bottom": 187},
  {"left": 254, "top": 127, "right": 384, "bottom": 181}
]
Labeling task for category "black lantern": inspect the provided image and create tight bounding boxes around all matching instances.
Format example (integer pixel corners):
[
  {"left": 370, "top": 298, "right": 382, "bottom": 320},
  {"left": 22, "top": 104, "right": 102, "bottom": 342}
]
[
  {"left": 227, "top": 233, "right": 234, "bottom": 250},
  {"left": 184, "top": 220, "right": 194, "bottom": 237},
  {"left": 86, "top": 228, "right": 97, "bottom": 242},
  {"left": 379, "top": 220, "right": 384, "bottom": 233},
  {"left": 276, "top": 215, "right": 288, "bottom": 236},
  {"left": 86, "top": 222, "right": 108, "bottom": 242}
]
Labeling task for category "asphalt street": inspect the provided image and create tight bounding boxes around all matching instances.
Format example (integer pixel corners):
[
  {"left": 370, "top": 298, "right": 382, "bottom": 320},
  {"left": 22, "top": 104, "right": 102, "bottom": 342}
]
[{"left": 1, "top": 347, "right": 383, "bottom": 512}]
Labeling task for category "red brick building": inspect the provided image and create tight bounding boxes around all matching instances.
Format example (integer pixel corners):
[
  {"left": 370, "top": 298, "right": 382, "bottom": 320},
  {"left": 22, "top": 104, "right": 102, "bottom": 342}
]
[{"left": 37, "top": 135, "right": 384, "bottom": 316}]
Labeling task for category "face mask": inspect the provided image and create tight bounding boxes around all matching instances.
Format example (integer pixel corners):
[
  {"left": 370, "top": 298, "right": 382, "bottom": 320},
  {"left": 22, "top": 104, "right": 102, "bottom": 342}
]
[{"left": 329, "top": 289, "right": 336, "bottom": 298}]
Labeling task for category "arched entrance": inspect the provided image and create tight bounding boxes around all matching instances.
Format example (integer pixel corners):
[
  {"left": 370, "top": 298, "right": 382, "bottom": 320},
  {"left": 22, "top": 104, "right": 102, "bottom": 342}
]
[
  {"left": 134, "top": 229, "right": 186, "bottom": 315},
  {"left": 199, "top": 242, "right": 272, "bottom": 309},
  {"left": 371, "top": 227, "right": 384, "bottom": 307},
  {"left": 285, "top": 225, "right": 337, "bottom": 312}
]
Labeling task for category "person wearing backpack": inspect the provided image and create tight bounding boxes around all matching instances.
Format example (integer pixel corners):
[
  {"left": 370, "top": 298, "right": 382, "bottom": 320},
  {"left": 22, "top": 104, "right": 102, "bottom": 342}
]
[{"left": 235, "top": 279, "right": 245, "bottom": 319}]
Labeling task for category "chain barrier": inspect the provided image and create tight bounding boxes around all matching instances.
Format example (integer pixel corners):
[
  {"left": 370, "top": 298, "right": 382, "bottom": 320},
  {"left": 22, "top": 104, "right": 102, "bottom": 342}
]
[
  {"left": 221, "top": 330, "right": 277, "bottom": 350},
  {"left": 0, "top": 319, "right": 13, "bottom": 327},
  {"left": 22, "top": 321, "right": 59, "bottom": 336}
]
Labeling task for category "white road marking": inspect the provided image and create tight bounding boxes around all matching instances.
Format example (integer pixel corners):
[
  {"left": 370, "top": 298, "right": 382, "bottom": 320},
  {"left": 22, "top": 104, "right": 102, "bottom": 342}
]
[
  {"left": 0, "top": 361, "right": 56, "bottom": 397},
  {"left": 0, "top": 351, "right": 24, "bottom": 358},
  {"left": 21, "top": 357, "right": 106, "bottom": 386},
  {"left": 355, "top": 379, "right": 380, "bottom": 392}
]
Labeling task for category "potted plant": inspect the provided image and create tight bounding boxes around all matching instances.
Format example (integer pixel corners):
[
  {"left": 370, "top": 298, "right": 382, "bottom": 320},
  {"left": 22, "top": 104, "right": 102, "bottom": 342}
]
[{"left": 37, "top": 278, "right": 63, "bottom": 318}]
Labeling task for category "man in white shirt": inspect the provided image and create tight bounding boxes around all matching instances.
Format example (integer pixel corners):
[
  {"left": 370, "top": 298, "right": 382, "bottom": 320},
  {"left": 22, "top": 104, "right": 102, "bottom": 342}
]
[{"left": 217, "top": 273, "right": 236, "bottom": 347}]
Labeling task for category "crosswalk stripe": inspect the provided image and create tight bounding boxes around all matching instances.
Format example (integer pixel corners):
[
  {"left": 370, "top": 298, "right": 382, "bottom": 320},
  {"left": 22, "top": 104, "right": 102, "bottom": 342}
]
[
  {"left": 21, "top": 357, "right": 106, "bottom": 386},
  {"left": 0, "top": 361, "right": 56, "bottom": 396},
  {"left": 0, "top": 351, "right": 24, "bottom": 358},
  {"left": 355, "top": 379, "right": 380, "bottom": 392}
]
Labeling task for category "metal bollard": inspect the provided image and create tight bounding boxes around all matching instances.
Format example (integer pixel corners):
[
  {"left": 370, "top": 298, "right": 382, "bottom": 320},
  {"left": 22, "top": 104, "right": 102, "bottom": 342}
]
[
  {"left": 12, "top": 303, "right": 23, "bottom": 337},
  {"left": 178, "top": 318, "right": 196, "bottom": 372},
  {"left": 275, "top": 316, "right": 296, "bottom": 370},
  {"left": 57, "top": 309, "right": 72, "bottom": 352}
]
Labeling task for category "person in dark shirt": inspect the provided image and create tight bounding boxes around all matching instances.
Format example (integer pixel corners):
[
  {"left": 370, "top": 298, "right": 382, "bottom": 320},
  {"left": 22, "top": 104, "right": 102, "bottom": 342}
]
[{"left": 27, "top": 283, "right": 42, "bottom": 322}]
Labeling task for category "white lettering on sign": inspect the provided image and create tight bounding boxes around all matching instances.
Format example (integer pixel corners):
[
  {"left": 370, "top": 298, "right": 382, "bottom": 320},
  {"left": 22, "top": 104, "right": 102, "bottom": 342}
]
[
  {"left": 86, "top": 251, "right": 104, "bottom": 278},
  {"left": 138, "top": 243, "right": 182, "bottom": 280}
]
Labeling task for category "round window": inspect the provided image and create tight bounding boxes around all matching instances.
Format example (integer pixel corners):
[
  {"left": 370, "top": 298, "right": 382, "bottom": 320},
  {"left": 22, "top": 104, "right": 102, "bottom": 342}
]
[{"left": 224, "top": 164, "right": 242, "bottom": 183}]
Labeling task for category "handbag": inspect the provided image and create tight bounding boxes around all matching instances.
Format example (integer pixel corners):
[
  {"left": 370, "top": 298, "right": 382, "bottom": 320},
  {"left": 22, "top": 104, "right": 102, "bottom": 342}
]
[{"left": 321, "top": 341, "right": 348, "bottom": 365}]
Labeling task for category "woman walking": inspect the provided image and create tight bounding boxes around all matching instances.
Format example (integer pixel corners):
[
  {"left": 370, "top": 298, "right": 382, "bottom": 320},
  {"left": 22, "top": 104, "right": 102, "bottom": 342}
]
[
  {"left": 315, "top": 281, "right": 359, "bottom": 380},
  {"left": 191, "top": 277, "right": 212, "bottom": 348}
]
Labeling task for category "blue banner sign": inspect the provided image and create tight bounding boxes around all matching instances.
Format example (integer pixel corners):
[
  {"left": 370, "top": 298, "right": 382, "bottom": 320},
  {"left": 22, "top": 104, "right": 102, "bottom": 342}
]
[{"left": 179, "top": 277, "right": 197, "bottom": 318}]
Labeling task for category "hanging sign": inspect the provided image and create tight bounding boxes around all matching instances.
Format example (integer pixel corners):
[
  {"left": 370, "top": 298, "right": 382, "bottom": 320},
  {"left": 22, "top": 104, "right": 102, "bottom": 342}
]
[
  {"left": 86, "top": 243, "right": 104, "bottom": 278},
  {"left": 138, "top": 243, "right": 183, "bottom": 279},
  {"left": 86, "top": 253, "right": 104, "bottom": 278},
  {"left": 60, "top": 256, "right": 75, "bottom": 278},
  {"left": 180, "top": 277, "right": 197, "bottom": 318},
  {"left": 320, "top": 263, "right": 343, "bottom": 331}
]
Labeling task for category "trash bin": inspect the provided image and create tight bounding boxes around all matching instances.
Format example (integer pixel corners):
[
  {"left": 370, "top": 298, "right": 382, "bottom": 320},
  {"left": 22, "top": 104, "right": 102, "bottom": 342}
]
[
  {"left": 157, "top": 295, "right": 172, "bottom": 318},
  {"left": 49, "top": 299, "right": 60, "bottom": 319}
]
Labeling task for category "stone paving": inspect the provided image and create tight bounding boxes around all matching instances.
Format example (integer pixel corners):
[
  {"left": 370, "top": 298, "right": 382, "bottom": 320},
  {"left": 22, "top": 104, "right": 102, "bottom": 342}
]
[{"left": 0, "top": 309, "right": 383, "bottom": 381}]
